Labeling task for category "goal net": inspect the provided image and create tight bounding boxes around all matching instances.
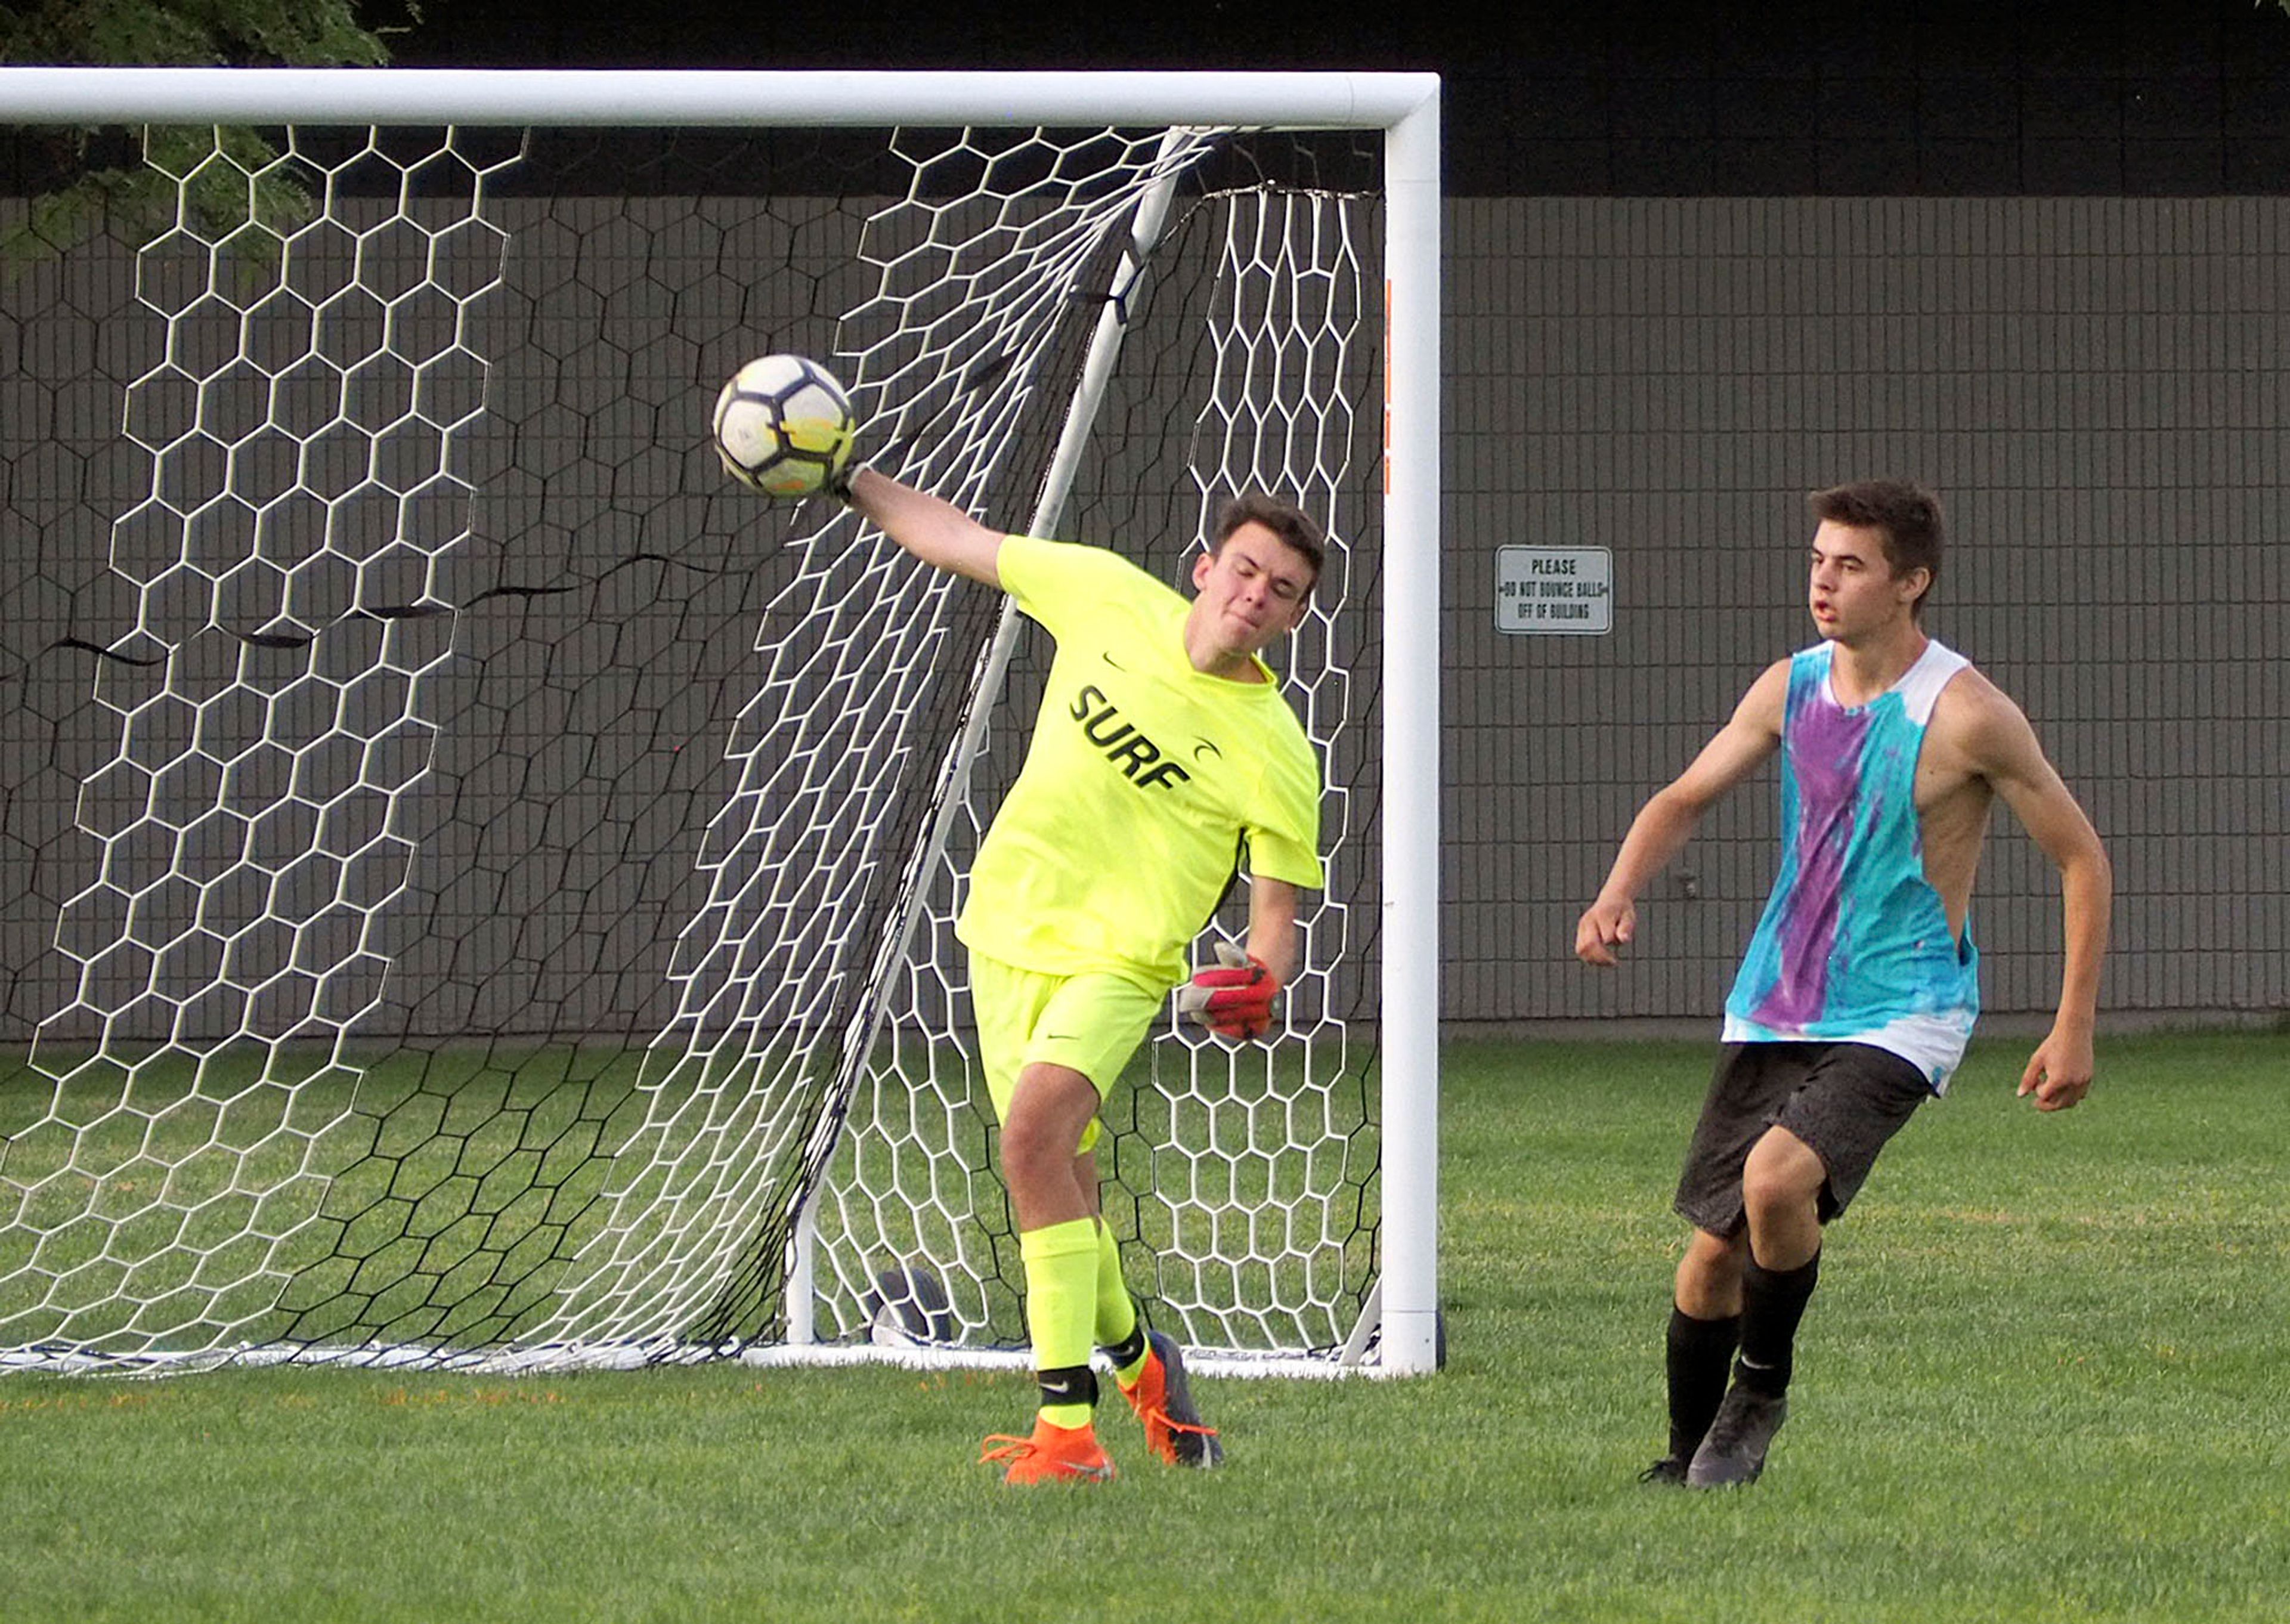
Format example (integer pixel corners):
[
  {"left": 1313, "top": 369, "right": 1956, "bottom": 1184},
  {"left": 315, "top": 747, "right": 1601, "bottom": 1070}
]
[{"left": 0, "top": 70, "right": 1441, "bottom": 1376}]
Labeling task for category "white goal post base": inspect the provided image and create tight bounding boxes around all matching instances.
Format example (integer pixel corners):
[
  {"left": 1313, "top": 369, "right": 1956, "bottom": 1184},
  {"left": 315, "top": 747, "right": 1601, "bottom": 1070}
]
[
  {"left": 737, "top": 1346, "right": 1408, "bottom": 1382},
  {"left": 2, "top": 1342, "right": 1400, "bottom": 1382}
]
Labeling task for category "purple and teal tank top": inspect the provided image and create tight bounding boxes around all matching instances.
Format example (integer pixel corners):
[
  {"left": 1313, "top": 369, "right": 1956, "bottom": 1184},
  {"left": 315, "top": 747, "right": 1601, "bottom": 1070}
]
[{"left": 1721, "top": 638, "right": 1978, "bottom": 1092}]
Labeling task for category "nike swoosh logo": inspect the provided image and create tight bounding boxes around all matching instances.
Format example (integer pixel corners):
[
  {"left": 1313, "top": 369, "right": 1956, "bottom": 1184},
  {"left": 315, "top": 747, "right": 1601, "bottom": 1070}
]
[
  {"left": 1100, "top": 651, "right": 1127, "bottom": 670},
  {"left": 1040, "top": 1378, "right": 1082, "bottom": 1399}
]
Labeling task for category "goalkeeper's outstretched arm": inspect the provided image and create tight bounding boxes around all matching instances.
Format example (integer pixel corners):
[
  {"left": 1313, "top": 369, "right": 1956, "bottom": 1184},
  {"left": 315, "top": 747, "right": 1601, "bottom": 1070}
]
[{"left": 843, "top": 467, "right": 1005, "bottom": 588}]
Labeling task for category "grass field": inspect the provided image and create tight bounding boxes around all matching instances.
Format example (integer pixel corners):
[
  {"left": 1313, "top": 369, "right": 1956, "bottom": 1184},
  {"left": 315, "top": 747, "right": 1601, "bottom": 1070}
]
[{"left": 2, "top": 1031, "right": 2284, "bottom": 1622}]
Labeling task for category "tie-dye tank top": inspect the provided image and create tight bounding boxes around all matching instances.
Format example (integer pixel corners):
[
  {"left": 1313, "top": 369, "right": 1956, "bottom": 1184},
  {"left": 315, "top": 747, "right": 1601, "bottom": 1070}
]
[{"left": 1721, "top": 638, "right": 1979, "bottom": 1091}]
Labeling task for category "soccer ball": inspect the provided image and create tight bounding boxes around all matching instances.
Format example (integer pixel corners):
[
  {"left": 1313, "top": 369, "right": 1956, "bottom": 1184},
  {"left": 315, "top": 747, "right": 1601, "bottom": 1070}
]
[
  {"left": 711, "top": 354, "right": 856, "bottom": 497},
  {"left": 862, "top": 1261, "right": 954, "bottom": 1349}
]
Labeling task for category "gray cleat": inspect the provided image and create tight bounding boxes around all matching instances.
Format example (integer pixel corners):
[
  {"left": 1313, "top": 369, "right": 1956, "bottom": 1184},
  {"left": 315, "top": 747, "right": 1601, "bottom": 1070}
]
[
  {"left": 1122, "top": 1328, "right": 1224, "bottom": 1468},
  {"left": 1686, "top": 1385, "right": 1787, "bottom": 1488}
]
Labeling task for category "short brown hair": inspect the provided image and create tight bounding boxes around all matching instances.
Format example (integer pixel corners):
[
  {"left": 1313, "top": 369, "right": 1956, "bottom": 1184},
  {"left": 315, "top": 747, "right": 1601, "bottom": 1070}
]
[
  {"left": 1809, "top": 480, "right": 1945, "bottom": 617},
  {"left": 1211, "top": 491, "right": 1326, "bottom": 590}
]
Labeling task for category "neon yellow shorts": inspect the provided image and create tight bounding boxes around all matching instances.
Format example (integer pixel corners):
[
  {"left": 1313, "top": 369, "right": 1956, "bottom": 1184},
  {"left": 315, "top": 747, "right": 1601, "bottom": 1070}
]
[{"left": 970, "top": 953, "right": 1165, "bottom": 1156}]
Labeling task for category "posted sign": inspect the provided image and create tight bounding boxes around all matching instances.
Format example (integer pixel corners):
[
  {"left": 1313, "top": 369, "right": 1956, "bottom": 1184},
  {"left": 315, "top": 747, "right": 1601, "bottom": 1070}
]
[{"left": 1496, "top": 546, "right": 1612, "bottom": 635}]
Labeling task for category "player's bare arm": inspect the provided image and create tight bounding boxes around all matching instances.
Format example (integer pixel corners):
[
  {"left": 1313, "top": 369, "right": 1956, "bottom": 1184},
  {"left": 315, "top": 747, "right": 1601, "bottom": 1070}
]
[
  {"left": 843, "top": 466, "right": 1005, "bottom": 587},
  {"left": 1245, "top": 876, "right": 1304, "bottom": 988},
  {"left": 1932, "top": 672, "right": 2113, "bottom": 1110},
  {"left": 1177, "top": 875, "right": 1308, "bottom": 1044},
  {"left": 1576, "top": 659, "right": 1791, "bottom": 966}
]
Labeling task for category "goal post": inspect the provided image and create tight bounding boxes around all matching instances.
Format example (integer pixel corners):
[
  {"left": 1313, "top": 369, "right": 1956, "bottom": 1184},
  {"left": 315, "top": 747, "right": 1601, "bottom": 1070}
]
[{"left": 0, "top": 68, "right": 1442, "bottom": 1376}]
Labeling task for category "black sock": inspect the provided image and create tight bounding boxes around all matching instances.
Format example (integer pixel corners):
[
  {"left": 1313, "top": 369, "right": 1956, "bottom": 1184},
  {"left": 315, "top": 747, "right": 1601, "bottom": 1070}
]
[
  {"left": 1035, "top": 1363, "right": 1098, "bottom": 1413},
  {"left": 1098, "top": 1323, "right": 1147, "bottom": 1375},
  {"left": 1736, "top": 1250, "right": 1821, "bottom": 1397},
  {"left": 1666, "top": 1307, "right": 1741, "bottom": 1460}
]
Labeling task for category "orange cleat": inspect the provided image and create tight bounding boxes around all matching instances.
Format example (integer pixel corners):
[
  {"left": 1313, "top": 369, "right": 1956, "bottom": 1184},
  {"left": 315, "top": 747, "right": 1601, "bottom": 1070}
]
[{"left": 979, "top": 1416, "right": 1116, "bottom": 1484}]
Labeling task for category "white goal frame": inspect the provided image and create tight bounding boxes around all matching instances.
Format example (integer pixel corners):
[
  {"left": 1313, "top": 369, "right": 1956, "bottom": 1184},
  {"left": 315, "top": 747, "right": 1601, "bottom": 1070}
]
[{"left": 0, "top": 66, "right": 1443, "bottom": 1375}]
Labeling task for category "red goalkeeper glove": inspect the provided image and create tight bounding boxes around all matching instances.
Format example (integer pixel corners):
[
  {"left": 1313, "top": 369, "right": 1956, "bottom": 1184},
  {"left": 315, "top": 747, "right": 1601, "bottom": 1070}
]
[{"left": 1177, "top": 942, "right": 1280, "bottom": 1042}]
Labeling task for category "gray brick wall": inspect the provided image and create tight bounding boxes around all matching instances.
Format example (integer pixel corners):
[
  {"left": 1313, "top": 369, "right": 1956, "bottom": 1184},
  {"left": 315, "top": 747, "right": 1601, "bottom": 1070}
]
[
  {"left": 1450, "top": 196, "right": 2289, "bottom": 1027},
  {"left": 6, "top": 191, "right": 2283, "bottom": 1038}
]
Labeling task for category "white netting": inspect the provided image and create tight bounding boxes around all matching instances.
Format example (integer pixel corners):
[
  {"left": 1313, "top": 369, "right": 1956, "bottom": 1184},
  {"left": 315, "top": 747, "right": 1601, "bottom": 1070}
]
[
  {"left": 0, "top": 115, "right": 1385, "bottom": 1373},
  {"left": 807, "top": 164, "right": 1382, "bottom": 1360}
]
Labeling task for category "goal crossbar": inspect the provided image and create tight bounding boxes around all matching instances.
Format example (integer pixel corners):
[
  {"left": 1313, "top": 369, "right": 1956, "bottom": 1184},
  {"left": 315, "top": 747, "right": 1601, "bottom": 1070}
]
[{"left": 0, "top": 66, "right": 1438, "bottom": 132}]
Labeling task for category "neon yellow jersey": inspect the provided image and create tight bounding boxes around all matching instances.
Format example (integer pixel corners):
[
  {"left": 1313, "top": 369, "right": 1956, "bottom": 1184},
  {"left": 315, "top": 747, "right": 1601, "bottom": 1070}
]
[{"left": 956, "top": 535, "right": 1324, "bottom": 990}]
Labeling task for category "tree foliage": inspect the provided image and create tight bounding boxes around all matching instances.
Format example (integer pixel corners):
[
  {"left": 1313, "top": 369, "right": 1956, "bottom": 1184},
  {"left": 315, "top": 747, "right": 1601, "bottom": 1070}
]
[
  {"left": 0, "top": 0, "right": 399, "bottom": 67},
  {"left": 1, "top": 1, "right": 417, "bottom": 259}
]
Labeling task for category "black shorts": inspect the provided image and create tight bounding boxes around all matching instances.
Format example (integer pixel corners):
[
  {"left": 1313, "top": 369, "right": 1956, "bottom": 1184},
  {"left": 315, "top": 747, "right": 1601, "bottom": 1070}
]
[{"left": 1674, "top": 1041, "right": 1936, "bottom": 1237}]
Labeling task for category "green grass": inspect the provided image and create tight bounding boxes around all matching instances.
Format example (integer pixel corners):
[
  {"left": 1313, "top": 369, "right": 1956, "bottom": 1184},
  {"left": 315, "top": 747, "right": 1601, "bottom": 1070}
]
[
  {"left": 2, "top": 1031, "right": 2285, "bottom": 1623},
  {"left": 1, "top": 1037, "right": 1374, "bottom": 1353}
]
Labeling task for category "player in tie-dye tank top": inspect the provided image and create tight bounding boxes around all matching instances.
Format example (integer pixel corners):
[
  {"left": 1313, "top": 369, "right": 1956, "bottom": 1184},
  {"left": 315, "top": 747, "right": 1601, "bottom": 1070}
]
[{"left": 1576, "top": 480, "right": 2110, "bottom": 1489}]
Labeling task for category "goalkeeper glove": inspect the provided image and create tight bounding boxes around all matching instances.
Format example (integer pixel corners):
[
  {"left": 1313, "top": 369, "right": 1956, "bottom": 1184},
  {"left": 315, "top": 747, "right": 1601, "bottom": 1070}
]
[{"left": 1176, "top": 941, "right": 1280, "bottom": 1042}]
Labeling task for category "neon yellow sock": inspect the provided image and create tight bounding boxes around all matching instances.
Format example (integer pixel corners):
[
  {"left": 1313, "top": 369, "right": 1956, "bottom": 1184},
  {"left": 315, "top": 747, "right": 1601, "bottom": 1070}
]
[
  {"left": 1019, "top": 1217, "right": 1101, "bottom": 1429},
  {"left": 1093, "top": 1219, "right": 1150, "bottom": 1387}
]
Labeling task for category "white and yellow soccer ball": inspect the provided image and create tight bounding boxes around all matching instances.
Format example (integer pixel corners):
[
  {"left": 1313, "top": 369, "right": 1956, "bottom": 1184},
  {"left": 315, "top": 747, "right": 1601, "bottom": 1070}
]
[{"left": 710, "top": 354, "right": 856, "bottom": 497}]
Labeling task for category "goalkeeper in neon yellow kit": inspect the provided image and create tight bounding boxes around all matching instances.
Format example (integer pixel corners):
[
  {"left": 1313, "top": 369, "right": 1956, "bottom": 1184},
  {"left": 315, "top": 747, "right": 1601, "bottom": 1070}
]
[{"left": 841, "top": 466, "right": 1325, "bottom": 1484}]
